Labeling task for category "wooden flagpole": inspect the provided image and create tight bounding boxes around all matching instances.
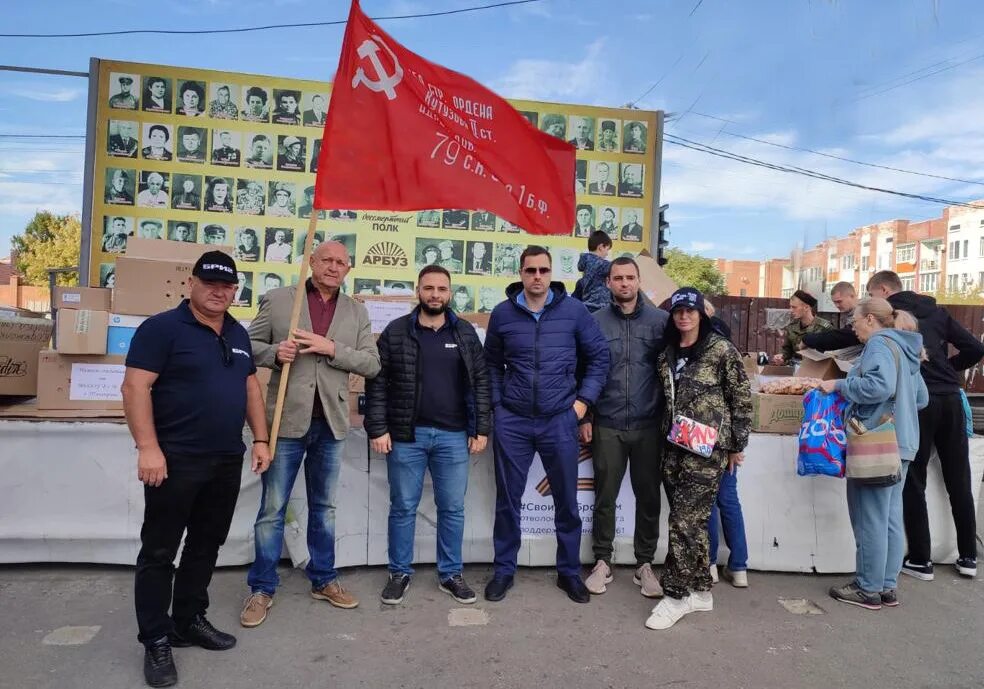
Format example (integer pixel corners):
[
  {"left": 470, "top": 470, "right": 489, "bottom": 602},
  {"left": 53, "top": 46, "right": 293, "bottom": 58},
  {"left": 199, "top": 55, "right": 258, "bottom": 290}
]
[{"left": 268, "top": 213, "right": 320, "bottom": 457}]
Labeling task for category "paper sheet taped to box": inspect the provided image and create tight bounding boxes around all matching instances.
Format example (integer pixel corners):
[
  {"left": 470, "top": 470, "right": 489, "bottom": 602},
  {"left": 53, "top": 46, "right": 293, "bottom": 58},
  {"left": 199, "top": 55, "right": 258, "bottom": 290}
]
[{"left": 69, "top": 363, "right": 125, "bottom": 402}]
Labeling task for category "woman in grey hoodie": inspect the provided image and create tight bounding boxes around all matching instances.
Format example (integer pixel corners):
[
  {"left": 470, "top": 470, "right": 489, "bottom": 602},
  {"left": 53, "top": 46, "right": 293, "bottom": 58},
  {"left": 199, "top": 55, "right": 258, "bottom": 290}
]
[{"left": 818, "top": 297, "right": 928, "bottom": 610}]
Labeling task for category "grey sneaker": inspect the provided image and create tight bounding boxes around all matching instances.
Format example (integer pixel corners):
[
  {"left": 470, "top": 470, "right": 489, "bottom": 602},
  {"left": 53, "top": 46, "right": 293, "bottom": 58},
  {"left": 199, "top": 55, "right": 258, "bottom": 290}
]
[
  {"left": 380, "top": 573, "right": 411, "bottom": 605},
  {"left": 634, "top": 563, "right": 664, "bottom": 598},
  {"left": 880, "top": 589, "right": 899, "bottom": 607},
  {"left": 829, "top": 582, "right": 881, "bottom": 610},
  {"left": 585, "top": 560, "right": 613, "bottom": 594},
  {"left": 439, "top": 574, "right": 477, "bottom": 604}
]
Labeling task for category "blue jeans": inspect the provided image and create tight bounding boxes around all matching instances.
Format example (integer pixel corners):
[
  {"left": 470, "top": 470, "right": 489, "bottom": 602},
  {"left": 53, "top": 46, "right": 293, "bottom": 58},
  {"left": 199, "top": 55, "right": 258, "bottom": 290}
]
[
  {"left": 387, "top": 427, "right": 470, "bottom": 579},
  {"left": 847, "top": 459, "right": 911, "bottom": 593},
  {"left": 708, "top": 467, "right": 748, "bottom": 571},
  {"left": 247, "top": 417, "right": 343, "bottom": 596}
]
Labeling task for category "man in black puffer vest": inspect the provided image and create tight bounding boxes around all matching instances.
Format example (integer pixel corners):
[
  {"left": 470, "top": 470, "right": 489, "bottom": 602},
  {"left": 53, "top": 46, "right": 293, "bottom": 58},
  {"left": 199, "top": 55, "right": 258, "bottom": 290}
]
[{"left": 366, "top": 265, "right": 491, "bottom": 606}]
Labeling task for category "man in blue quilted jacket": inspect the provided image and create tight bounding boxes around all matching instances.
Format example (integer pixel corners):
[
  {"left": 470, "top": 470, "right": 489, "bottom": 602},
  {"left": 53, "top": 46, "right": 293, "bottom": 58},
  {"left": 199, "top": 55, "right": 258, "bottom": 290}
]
[{"left": 484, "top": 245, "right": 610, "bottom": 604}]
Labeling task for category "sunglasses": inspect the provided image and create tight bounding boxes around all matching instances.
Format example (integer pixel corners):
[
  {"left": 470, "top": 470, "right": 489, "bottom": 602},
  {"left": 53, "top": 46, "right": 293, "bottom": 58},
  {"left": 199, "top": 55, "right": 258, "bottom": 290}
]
[
  {"left": 218, "top": 335, "right": 233, "bottom": 367},
  {"left": 523, "top": 267, "right": 551, "bottom": 275}
]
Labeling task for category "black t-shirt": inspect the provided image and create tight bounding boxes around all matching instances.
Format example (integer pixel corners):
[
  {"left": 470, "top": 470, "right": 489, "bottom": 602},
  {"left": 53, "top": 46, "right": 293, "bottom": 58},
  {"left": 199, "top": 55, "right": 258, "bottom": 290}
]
[
  {"left": 415, "top": 320, "right": 467, "bottom": 432},
  {"left": 126, "top": 300, "right": 256, "bottom": 457},
  {"left": 674, "top": 344, "right": 695, "bottom": 380}
]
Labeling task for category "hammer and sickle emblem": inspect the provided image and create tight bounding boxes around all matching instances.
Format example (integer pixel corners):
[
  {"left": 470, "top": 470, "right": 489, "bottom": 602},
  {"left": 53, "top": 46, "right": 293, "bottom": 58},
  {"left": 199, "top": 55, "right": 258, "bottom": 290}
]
[{"left": 351, "top": 34, "right": 404, "bottom": 101}]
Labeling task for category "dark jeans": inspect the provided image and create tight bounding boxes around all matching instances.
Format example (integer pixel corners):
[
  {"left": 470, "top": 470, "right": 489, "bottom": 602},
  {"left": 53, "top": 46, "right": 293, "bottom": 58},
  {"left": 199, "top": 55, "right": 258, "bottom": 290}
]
[
  {"left": 903, "top": 393, "right": 978, "bottom": 562},
  {"left": 590, "top": 424, "right": 662, "bottom": 565},
  {"left": 134, "top": 453, "right": 242, "bottom": 645}
]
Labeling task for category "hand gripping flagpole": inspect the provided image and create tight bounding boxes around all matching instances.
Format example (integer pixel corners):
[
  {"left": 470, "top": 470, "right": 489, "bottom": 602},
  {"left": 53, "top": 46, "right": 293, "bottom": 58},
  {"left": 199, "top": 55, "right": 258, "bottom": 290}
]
[{"left": 268, "top": 214, "right": 319, "bottom": 457}]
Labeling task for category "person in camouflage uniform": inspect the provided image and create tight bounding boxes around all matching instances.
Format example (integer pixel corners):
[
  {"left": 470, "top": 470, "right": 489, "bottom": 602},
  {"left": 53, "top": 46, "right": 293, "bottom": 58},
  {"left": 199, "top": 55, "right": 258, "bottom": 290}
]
[
  {"left": 645, "top": 287, "right": 753, "bottom": 630},
  {"left": 775, "top": 289, "right": 833, "bottom": 364}
]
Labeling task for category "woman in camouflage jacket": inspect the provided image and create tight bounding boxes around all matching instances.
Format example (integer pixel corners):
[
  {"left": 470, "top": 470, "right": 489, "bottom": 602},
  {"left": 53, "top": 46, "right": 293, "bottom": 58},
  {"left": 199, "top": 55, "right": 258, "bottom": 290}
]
[{"left": 645, "top": 287, "right": 753, "bottom": 630}]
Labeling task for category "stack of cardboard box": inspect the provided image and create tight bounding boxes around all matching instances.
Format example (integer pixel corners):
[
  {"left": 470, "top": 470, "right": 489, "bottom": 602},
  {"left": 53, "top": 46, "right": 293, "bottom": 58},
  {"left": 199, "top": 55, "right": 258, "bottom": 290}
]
[{"left": 0, "top": 310, "right": 53, "bottom": 398}]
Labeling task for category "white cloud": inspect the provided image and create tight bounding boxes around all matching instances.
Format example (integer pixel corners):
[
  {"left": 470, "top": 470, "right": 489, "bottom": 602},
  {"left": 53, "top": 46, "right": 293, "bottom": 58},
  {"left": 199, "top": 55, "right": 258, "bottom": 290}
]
[
  {"left": 491, "top": 39, "right": 614, "bottom": 103},
  {"left": 5, "top": 87, "right": 84, "bottom": 103},
  {"left": 690, "top": 241, "right": 716, "bottom": 252}
]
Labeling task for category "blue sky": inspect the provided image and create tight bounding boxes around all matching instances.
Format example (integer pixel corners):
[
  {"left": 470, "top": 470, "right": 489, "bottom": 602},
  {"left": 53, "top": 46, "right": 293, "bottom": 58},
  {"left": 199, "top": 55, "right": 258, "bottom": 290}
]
[{"left": 2, "top": 0, "right": 984, "bottom": 261}]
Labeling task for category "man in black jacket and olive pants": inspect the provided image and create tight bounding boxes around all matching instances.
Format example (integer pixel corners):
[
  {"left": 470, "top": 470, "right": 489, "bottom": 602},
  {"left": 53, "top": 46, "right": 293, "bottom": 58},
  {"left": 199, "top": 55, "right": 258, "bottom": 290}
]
[
  {"left": 366, "top": 265, "right": 491, "bottom": 605},
  {"left": 867, "top": 271, "right": 983, "bottom": 580}
]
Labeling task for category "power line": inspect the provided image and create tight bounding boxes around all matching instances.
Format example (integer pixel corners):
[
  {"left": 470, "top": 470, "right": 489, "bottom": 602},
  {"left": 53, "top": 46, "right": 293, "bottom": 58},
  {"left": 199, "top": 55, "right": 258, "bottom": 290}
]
[
  {"left": 0, "top": 0, "right": 547, "bottom": 38},
  {"left": 626, "top": 52, "right": 685, "bottom": 108},
  {"left": 684, "top": 112, "right": 984, "bottom": 187},
  {"left": 664, "top": 133, "right": 984, "bottom": 210},
  {"left": 855, "top": 51, "right": 984, "bottom": 101}
]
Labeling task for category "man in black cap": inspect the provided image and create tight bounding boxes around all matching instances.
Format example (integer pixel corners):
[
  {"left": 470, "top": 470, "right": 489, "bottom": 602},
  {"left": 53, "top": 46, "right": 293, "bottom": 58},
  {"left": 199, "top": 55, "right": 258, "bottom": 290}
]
[
  {"left": 772, "top": 289, "right": 833, "bottom": 365},
  {"left": 110, "top": 75, "right": 138, "bottom": 109},
  {"left": 122, "top": 250, "right": 271, "bottom": 688}
]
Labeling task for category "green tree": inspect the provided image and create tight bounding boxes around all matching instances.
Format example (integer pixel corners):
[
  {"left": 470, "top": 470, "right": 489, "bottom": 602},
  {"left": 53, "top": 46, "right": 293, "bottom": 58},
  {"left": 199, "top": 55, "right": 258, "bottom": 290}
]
[
  {"left": 663, "top": 248, "right": 727, "bottom": 296},
  {"left": 935, "top": 288, "right": 984, "bottom": 305},
  {"left": 10, "top": 212, "right": 81, "bottom": 286}
]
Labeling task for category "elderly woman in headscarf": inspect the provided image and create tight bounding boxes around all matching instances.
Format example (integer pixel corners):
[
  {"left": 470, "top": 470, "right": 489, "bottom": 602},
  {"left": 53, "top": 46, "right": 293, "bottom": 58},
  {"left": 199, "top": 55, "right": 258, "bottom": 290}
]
[{"left": 772, "top": 289, "right": 833, "bottom": 365}]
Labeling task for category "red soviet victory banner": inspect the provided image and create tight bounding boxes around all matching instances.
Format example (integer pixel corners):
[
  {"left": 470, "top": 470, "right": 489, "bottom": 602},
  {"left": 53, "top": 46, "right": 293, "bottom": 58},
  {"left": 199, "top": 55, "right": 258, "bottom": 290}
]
[{"left": 314, "top": 0, "right": 576, "bottom": 235}]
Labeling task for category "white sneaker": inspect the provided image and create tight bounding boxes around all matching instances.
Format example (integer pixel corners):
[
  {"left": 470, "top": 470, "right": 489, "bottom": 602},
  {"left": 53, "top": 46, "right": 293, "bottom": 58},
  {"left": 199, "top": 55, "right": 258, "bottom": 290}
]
[
  {"left": 584, "top": 560, "right": 613, "bottom": 595},
  {"left": 690, "top": 590, "right": 713, "bottom": 611},
  {"left": 724, "top": 567, "right": 748, "bottom": 588},
  {"left": 709, "top": 564, "right": 719, "bottom": 584},
  {"left": 644, "top": 595, "right": 694, "bottom": 630},
  {"left": 634, "top": 563, "right": 664, "bottom": 598}
]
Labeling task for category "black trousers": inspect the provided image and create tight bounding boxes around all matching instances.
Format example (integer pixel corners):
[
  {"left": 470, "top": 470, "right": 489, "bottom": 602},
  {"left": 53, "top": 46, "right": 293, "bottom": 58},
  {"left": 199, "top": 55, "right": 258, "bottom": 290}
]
[
  {"left": 134, "top": 454, "right": 242, "bottom": 645},
  {"left": 903, "top": 393, "right": 978, "bottom": 562}
]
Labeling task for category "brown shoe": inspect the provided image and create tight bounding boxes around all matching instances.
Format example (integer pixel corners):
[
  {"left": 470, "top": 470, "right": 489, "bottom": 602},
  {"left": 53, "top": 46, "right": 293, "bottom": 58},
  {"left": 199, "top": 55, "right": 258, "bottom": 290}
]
[
  {"left": 311, "top": 580, "right": 360, "bottom": 609},
  {"left": 240, "top": 593, "right": 273, "bottom": 628},
  {"left": 634, "top": 563, "right": 664, "bottom": 599}
]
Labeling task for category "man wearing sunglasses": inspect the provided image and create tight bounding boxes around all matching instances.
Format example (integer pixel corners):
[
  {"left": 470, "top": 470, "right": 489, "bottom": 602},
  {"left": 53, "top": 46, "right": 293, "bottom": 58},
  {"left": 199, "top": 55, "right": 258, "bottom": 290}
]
[
  {"left": 122, "top": 250, "right": 271, "bottom": 688},
  {"left": 484, "top": 245, "right": 610, "bottom": 604}
]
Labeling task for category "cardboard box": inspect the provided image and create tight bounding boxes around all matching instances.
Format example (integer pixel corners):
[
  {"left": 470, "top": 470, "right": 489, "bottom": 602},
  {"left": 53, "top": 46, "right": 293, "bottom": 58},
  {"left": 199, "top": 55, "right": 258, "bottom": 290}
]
[
  {"left": 53, "top": 286, "right": 112, "bottom": 312},
  {"left": 56, "top": 309, "right": 109, "bottom": 355},
  {"left": 106, "top": 313, "right": 148, "bottom": 355},
  {"left": 635, "top": 251, "right": 679, "bottom": 307},
  {"left": 752, "top": 392, "right": 805, "bottom": 434},
  {"left": 760, "top": 365, "right": 795, "bottom": 377},
  {"left": 125, "top": 237, "right": 233, "bottom": 262},
  {"left": 0, "top": 317, "right": 54, "bottom": 396},
  {"left": 113, "top": 257, "right": 194, "bottom": 316},
  {"left": 36, "top": 350, "right": 126, "bottom": 410},
  {"left": 799, "top": 347, "right": 859, "bottom": 378}
]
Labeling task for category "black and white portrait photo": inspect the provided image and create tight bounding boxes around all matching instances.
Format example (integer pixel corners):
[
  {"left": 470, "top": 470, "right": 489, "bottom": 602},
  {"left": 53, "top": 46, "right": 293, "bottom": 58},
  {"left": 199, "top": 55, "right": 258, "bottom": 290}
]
[
  {"left": 211, "top": 130, "right": 241, "bottom": 167},
  {"left": 573, "top": 204, "right": 596, "bottom": 238},
  {"left": 99, "top": 263, "right": 116, "bottom": 288},
  {"left": 202, "top": 224, "right": 230, "bottom": 246},
  {"left": 108, "top": 73, "right": 139, "bottom": 110},
  {"left": 355, "top": 279, "right": 381, "bottom": 296},
  {"left": 618, "top": 163, "right": 645, "bottom": 198},
  {"left": 329, "top": 209, "right": 357, "bottom": 221},
  {"left": 176, "top": 126, "right": 207, "bottom": 163},
  {"left": 264, "top": 228, "right": 294, "bottom": 263},
  {"left": 415, "top": 239, "right": 440, "bottom": 272},
  {"left": 208, "top": 83, "right": 240, "bottom": 120},
  {"left": 298, "top": 186, "right": 326, "bottom": 220},
  {"left": 518, "top": 111, "right": 538, "bottom": 128},
  {"left": 258, "top": 272, "right": 284, "bottom": 297},
  {"left": 303, "top": 93, "right": 329, "bottom": 127},
  {"left": 417, "top": 210, "right": 440, "bottom": 228},
  {"left": 204, "top": 176, "right": 233, "bottom": 213},
  {"left": 498, "top": 218, "right": 522, "bottom": 233},
  {"left": 244, "top": 133, "right": 273, "bottom": 169},
  {"left": 466, "top": 241, "right": 493, "bottom": 275},
  {"left": 540, "top": 113, "right": 566, "bottom": 140},
  {"left": 621, "top": 208, "right": 644, "bottom": 242},
  {"left": 141, "top": 76, "right": 172, "bottom": 113},
  {"left": 168, "top": 220, "right": 197, "bottom": 243},
  {"left": 597, "top": 119, "right": 620, "bottom": 153},
  {"left": 141, "top": 123, "right": 173, "bottom": 161},
  {"left": 494, "top": 243, "right": 523, "bottom": 276},
  {"left": 241, "top": 86, "right": 271, "bottom": 123},
  {"left": 575, "top": 160, "right": 587, "bottom": 193},
  {"left": 309, "top": 139, "right": 321, "bottom": 173},
  {"left": 236, "top": 179, "right": 266, "bottom": 216},
  {"left": 276, "top": 135, "right": 306, "bottom": 172},
  {"left": 176, "top": 80, "right": 206, "bottom": 117},
  {"left": 451, "top": 285, "right": 474, "bottom": 313},
  {"left": 623, "top": 120, "right": 648, "bottom": 154},
  {"left": 477, "top": 286, "right": 498, "bottom": 313},
  {"left": 470, "top": 210, "right": 496, "bottom": 232},
  {"left": 171, "top": 174, "right": 202, "bottom": 211},
  {"left": 292, "top": 231, "right": 325, "bottom": 263},
  {"left": 104, "top": 168, "right": 135, "bottom": 206},
  {"left": 272, "top": 89, "right": 302, "bottom": 125},
  {"left": 136, "top": 171, "right": 170, "bottom": 209},
  {"left": 568, "top": 116, "right": 595, "bottom": 151},
  {"left": 551, "top": 247, "right": 579, "bottom": 281},
  {"left": 233, "top": 271, "right": 253, "bottom": 308},
  {"left": 588, "top": 161, "right": 616, "bottom": 196},
  {"left": 267, "top": 182, "right": 297, "bottom": 218},
  {"left": 234, "top": 227, "right": 261, "bottom": 262},
  {"left": 101, "top": 215, "right": 132, "bottom": 254},
  {"left": 442, "top": 209, "right": 469, "bottom": 230},
  {"left": 597, "top": 206, "right": 619, "bottom": 235},
  {"left": 107, "top": 119, "right": 138, "bottom": 158},
  {"left": 137, "top": 218, "right": 164, "bottom": 240}
]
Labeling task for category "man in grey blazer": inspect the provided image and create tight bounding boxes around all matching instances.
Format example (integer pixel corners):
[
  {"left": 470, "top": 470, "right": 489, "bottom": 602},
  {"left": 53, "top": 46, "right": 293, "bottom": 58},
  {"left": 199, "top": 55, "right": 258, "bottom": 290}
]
[{"left": 241, "top": 241, "right": 380, "bottom": 627}]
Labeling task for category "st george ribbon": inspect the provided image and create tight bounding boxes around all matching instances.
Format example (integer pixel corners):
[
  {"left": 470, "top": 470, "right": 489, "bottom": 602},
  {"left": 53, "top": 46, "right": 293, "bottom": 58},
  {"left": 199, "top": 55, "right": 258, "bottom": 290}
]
[{"left": 314, "top": 0, "right": 576, "bottom": 235}]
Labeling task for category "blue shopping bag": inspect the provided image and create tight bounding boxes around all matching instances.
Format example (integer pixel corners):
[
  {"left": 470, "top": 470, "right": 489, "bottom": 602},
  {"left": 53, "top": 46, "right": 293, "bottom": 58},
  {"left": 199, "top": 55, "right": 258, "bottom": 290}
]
[{"left": 797, "top": 389, "right": 848, "bottom": 478}]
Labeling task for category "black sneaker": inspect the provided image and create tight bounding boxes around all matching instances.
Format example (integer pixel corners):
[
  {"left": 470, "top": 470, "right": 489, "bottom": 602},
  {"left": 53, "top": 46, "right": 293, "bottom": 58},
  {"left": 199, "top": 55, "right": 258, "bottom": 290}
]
[
  {"left": 956, "top": 557, "right": 977, "bottom": 578},
  {"left": 381, "top": 573, "right": 411, "bottom": 605},
  {"left": 880, "top": 589, "right": 899, "bottom": 607},
  {"left": 556, "top": 574, "right": 590, "bottom": 604},
  {"left": 484, "top": 574, "right": 514, "bottom": 602},
  {"left": 828, "top": 582, "right": 881, "bottom": 610},
  {"left": 143, "top": 637, "right": 177, "bottom": 688},
  {"left": 439, "top": 574, "right": 477, "bottom": 604},
  {"left": 169, "top": 614, "right": 236, "bottom": 651},
  {"left": 901, "top": 559, "right": 934, "bottom": 581}
]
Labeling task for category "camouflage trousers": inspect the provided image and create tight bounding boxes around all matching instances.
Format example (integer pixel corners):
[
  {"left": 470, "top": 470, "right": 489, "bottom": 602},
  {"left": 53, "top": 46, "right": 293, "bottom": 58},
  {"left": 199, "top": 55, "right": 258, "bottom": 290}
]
[{"left": 660, "top": 447, "right": 729, "bottom": 599}]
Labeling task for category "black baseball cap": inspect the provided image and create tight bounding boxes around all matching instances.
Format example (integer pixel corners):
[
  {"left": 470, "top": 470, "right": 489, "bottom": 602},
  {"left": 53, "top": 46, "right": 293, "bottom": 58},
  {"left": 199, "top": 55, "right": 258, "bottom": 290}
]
[
  {"left": 192, "top": 251, "right": 238, "bottom": 283},
  {"left": 669, "top": 287, "right": 705, "bottom": 313}
]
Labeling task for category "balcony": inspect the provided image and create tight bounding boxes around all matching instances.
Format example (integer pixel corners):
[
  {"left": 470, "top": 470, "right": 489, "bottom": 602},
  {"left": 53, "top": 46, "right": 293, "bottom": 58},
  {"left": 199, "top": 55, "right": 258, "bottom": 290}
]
[{"left": 919, "top": 260, "right": 940, "bottom": 272}]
